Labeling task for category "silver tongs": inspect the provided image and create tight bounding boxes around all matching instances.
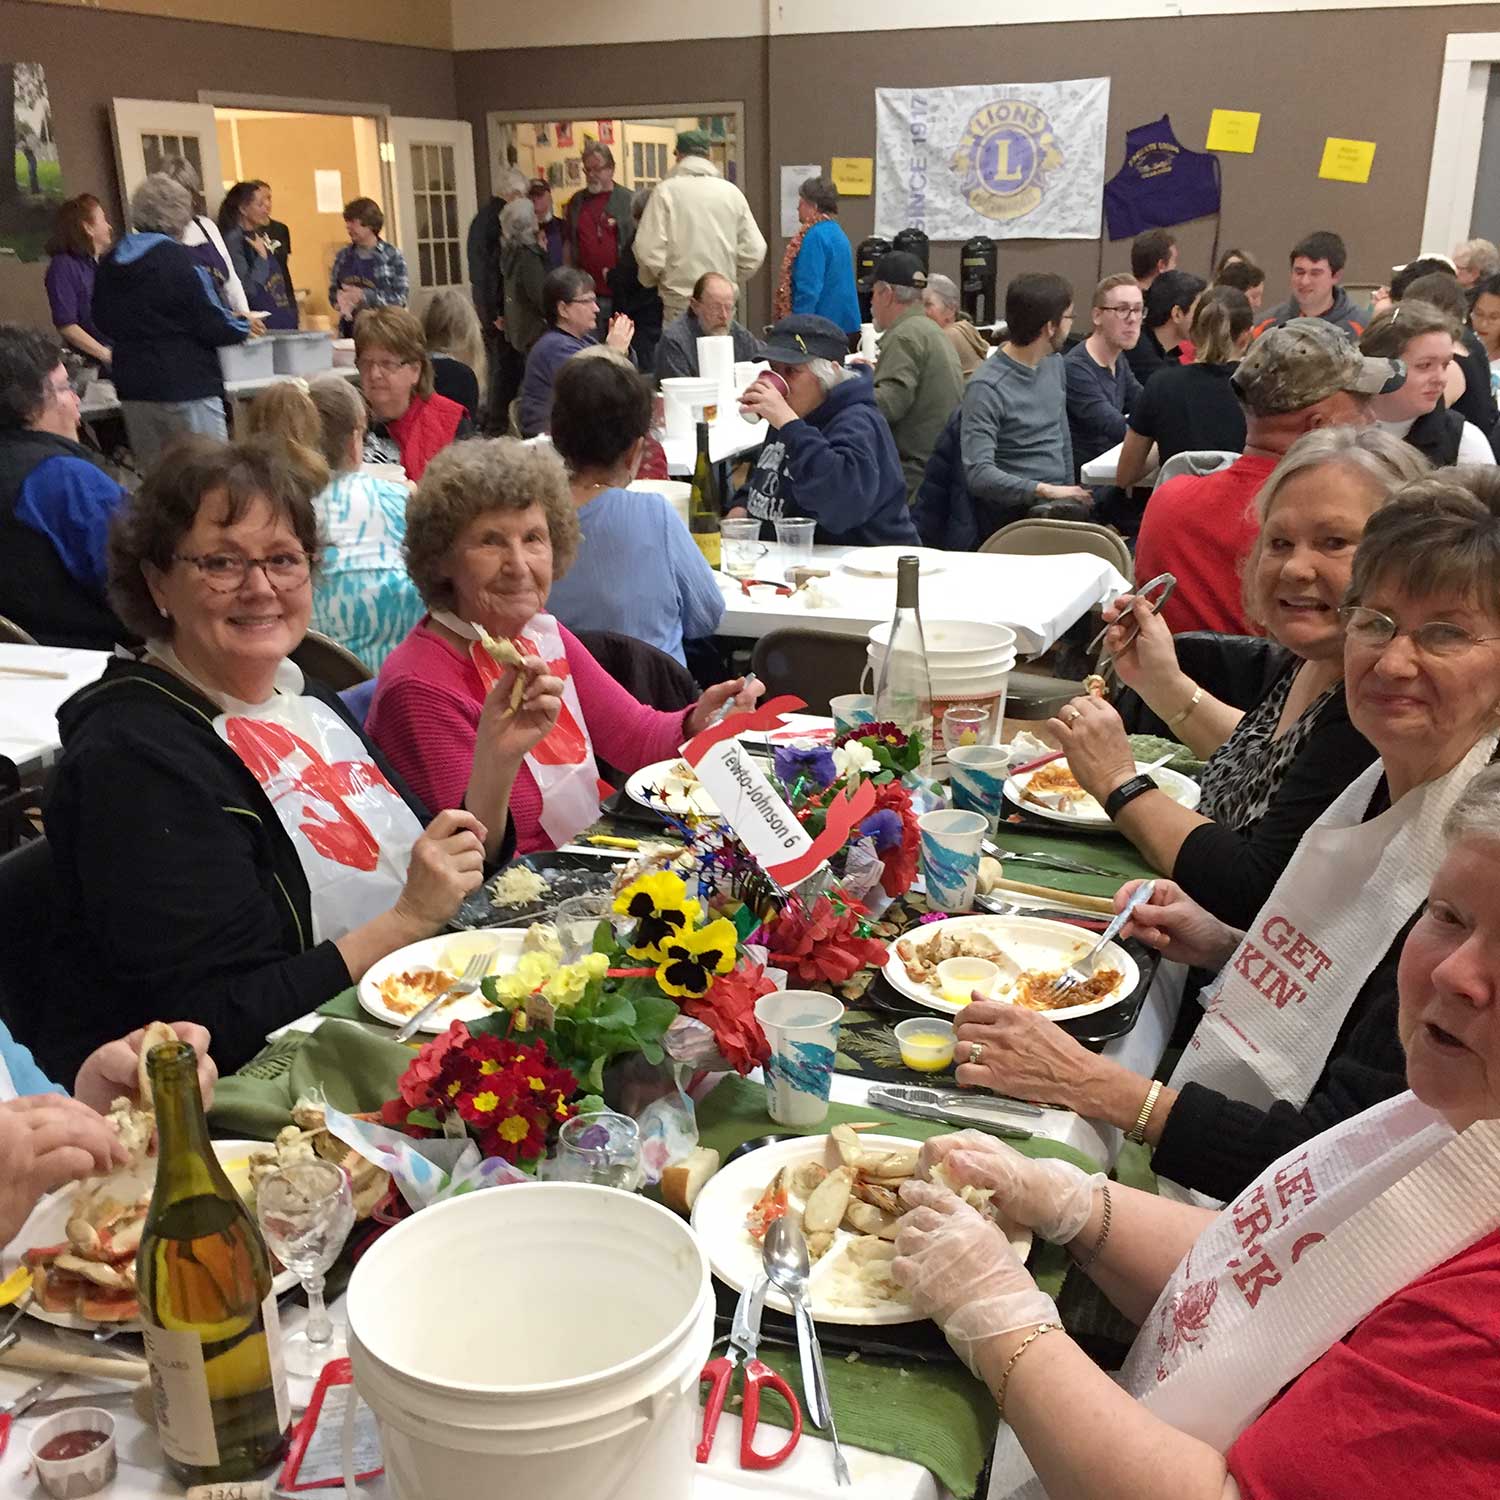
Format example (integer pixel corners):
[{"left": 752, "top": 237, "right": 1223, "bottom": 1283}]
[
  {"left": 1088, "top": 572, "right": 1176, "bottom": 659},
  {"left": 868, "top": 1084, "right": 1042, "bottom": 1138}
]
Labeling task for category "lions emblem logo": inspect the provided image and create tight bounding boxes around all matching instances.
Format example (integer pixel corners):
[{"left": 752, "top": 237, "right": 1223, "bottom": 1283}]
[{"left": 950, "top": 99, "right": 1064, "bottom": 223}]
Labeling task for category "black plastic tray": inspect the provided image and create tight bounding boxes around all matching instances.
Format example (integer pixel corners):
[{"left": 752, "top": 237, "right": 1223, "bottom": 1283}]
[{"left": 450, "top": 849, "right": 622, "bottom": 930}]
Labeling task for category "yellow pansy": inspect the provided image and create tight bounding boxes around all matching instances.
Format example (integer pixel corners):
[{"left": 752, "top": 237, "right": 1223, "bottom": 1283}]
[
  {"left": 655, "top": 917, "right": 739, "bottom": 998},
  {"left": 614, "top": 871, "right": 702, "bottom": 959}
]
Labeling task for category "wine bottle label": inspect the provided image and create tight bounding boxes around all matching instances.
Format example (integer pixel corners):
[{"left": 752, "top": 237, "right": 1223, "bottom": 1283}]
[
  {"left": 143, "top": 1321, "right": 220, "bottom": 1468},
  {"left": 263, "top": 1291, "right": 292, "bottom": 1433}
]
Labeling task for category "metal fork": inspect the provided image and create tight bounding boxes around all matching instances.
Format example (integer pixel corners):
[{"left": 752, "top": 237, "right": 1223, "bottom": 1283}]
[
  {"left": 392, "top": 951, "right": 491, "bottom": 1042},
  {"left": 1049, "top": 880, "right": 1155, "bottom": 999}
]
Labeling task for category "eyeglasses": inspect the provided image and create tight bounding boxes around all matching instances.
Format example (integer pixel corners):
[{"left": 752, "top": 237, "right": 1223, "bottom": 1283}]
[
  {"left": 566, "top": 294, "right": 599, "bottom": 306},
  {"left": 1099, "top": 304, "right": 1144, "bottom": 319},
  {"left": 176, "top": 551, "right": 311, "bottom": 593},
  {"left": 357, "top": 358, "right": 414, "bottom": 377},
  {"left": 1339, "top": 605, "right": 1500, "bottom": 658}
]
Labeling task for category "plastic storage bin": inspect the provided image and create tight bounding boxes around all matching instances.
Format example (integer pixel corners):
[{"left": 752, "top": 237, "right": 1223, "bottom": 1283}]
[
  {"left": 271, "top": 332, "right": 334, "bottom": 376},
  {"left": 218, "top": 338, "right": 276, "bottom": 383}
]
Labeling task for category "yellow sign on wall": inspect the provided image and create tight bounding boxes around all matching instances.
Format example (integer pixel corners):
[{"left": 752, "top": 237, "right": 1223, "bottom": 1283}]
[
  {"left": 1318, "top": 137, "right": 1376, "bottom": 184},
  {"left": 831, "top": 157, "right": 873, "bottom": 196},
  {"left": 1205, "top": 109, "right": 1261, "bottom": 155}
]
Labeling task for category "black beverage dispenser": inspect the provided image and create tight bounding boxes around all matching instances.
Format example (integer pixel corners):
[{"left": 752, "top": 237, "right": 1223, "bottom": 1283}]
[
  {"left": 855, "top": 235, "right": 891, "bottom": 324},
  {"left": 960, "top": 236, "right": 998, "bottom": 326},
  {"left": 891, "top": 227, "right": 930, "bottom": 272}
]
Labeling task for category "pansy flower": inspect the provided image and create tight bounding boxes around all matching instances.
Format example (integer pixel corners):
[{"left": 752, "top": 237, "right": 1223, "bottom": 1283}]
[
  {"left": 613, "top": 871, "right": 701, "bottom": 958},
  {"left": 773, "top": 743, "right": 838, "bottom": 792},
  {"left": 654, "top": 916, "right": 739, "bottom": 997}
]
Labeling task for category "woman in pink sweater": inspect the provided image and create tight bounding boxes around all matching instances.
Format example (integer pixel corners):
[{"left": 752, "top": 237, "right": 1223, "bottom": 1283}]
[{"left": 367, "top": 439, "right": 757, "bottom": 854}]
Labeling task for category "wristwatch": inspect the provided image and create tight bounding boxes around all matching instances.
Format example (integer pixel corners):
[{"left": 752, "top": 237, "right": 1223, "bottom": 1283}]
[{"left": 1104, "top": 774, "right": 1157, "bottom": 820}]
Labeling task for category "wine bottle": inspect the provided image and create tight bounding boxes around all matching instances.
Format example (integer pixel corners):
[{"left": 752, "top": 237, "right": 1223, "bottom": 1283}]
[
  {"left": 873, "top": 554, "right": 935, "bottom": 776},
  {"left": 688, "top": 419, "right": 723, "bottom": 568},
  {"left": 137, "top": 1041, "right": 290, "bottom": 1485}
]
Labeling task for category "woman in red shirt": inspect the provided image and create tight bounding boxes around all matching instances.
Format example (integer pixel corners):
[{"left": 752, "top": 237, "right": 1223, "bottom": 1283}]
[
  {"left": 355, "top": 306, "right": 474, "bottom": 482},
  {"left": 889, "top": 761, "right": 1500, "bottom": 1500}
]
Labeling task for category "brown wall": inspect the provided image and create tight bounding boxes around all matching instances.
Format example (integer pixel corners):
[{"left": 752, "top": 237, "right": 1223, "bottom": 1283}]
[
  {"left": 452, "top": 39, "right": 772, "bottom": 322},
  {"left": 767, "top": 6, "right": 1500, "bottom": 302},
  {"left": 0, "top": 0, "right": 456, "bottom": 326}
]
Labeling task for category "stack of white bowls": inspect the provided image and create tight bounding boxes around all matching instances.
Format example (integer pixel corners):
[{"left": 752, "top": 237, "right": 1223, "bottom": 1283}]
[
  {"left": 863, "top": 619, "right": 1018, "bottom": 746},
  {"left": 659, "top": 376, "right": 720, "bottom": 442}
]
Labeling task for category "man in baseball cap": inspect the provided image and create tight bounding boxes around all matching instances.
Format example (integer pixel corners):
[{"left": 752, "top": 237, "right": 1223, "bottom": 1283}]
[
  {"left": 1135, "top": 316, "right": 1405, "bottom": 635},
  {"left": 868, "top": 251, "right": 965, "bottom": 503},
  {"left": 731, "top": 314, "right": 920, "bottom": 547}
]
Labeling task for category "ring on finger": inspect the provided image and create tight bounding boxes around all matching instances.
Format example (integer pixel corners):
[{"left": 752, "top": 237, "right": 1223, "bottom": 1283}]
[
  {"left": 967, "top": 1041, "right": 985, "bottom": 1065},
  {"left": 1062, "top": 706, "right": 1082, "bottom": 724}
]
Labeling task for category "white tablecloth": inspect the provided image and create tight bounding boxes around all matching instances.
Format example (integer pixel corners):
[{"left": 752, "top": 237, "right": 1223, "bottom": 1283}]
[
  {"left": 1078, "top": 439, "right": 1158, "bottom": 489},
  {"left": 717, "top": 546, "right": 1127, "bottom": 655},
  {"left": 662, "top": 409, "right": 768, "bottom": 476},
  {"left": 80, "top": 365, "right": 359, "bottom": 420},
  {"left": 0, "top": 644, "right": 109, "bottom": 776}
]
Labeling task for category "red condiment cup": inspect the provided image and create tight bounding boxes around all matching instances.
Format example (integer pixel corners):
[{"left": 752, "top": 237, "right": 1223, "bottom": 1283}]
[{"left": 28, "top": 1408, "right": 116, "bottom": 1498}]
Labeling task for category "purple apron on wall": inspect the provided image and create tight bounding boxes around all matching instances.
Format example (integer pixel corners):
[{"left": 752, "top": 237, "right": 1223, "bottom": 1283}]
[{"left": 1103, "top": 116, "right": 1222, "bottom": 240}]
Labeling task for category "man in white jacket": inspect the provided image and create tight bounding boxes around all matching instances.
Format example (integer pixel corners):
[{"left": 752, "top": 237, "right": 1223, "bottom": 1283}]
[{"left": 633, "top": 130, "right": 766, "bottom": 321}]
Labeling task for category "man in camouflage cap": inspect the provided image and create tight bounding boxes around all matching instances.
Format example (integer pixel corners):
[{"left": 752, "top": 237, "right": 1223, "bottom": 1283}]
[{"left": 1133, "top": 317, "right": 1405, "bottom": 635}]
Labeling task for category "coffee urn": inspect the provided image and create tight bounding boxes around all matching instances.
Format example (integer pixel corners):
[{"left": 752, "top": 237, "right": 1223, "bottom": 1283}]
[
  {"left": 960, "top": 236, "right": 998, "bottom": 326},
  {"left": 855, "top": 235, "right": 891, "bottom": 324},
  {"left": 892, "top": 227, "right": 930, "bottom": 272}
]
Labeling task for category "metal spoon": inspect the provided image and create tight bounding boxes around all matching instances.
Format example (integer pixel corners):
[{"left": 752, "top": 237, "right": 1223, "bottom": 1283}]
[{"left": 763, "top": 1218, "right": 850, "bottom": 1485}]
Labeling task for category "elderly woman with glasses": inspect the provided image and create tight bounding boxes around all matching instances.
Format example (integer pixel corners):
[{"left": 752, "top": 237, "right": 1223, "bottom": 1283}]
[
  {"left": 36, "top": 438, "right": 551, "bottom": 1082},
  {"left": 892, "top": 762, "right": 1500, "bottom": 1500},
  {"left": 954, "top": 468, "right": 1500, "bottom": 1209},
  {"left": 1048, "top": 427, "right": 1428, "bottom": 929},
  {"left": 516, "top": 267, "right": 634, "bottom": 438},
  {"left": 356, "top": 305, "right": 475, "bottom": 483}
]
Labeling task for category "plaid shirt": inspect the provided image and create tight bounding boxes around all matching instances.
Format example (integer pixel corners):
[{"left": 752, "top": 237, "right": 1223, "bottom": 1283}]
[{"left": 329, "top": 238, "right": 409, "bottom": 329}]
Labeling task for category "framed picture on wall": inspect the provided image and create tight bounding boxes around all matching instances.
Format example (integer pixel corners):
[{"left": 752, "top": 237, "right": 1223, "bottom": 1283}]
[
  {"left": 598, "top": 119, "right": 615, "bottom": 145},
  {"left": 565, "top": 158, "right": 583, "bottom": 184},
  {"left": 533, "top": 123, "right": 549, "bottom": 145},
  {"left": 556, "top": 122, "right": 574, "bottom": 148},
  {"left": 547, "top": 161, "right": 565, "bottom": 188}
]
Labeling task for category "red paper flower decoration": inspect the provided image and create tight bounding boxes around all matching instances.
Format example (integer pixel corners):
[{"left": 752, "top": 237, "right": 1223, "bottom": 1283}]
[
  {"left": 871, "top": 779, "right": 920, "bottom": 896},
  {"left": 682, "top": 961, "right": 775, "bottom": 1073},
  {"left": 766, "top": 896, "right": 888, "bottom": 986}
]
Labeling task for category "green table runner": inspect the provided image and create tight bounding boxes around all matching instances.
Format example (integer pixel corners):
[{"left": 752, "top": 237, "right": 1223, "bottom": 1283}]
[
  {"left": 690, "top": 1075, "right": 1093, "bottom": 1498},
  {"left": 989, "top": 819, "right": 1155, "bottom": 901}
]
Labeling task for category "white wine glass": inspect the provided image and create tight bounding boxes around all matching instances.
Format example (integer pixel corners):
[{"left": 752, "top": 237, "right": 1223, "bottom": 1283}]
[{"left": 256, "top": 1160, "right": 356, "bottom": 1377}]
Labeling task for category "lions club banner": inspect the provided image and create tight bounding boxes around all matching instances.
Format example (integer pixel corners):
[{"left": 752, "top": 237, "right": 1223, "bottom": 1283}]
[{"left": 874, "top": 79, "right": 1110, "bottom": 241}]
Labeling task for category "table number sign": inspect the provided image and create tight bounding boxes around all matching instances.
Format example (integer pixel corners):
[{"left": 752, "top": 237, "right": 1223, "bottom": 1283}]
[{"left": 680, "top": 696, "right": 876, "bottom": 889}]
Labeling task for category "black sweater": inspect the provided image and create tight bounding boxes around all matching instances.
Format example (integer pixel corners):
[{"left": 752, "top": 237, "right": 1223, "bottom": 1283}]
[
  {"left": 1152, "top": 914, "right": 1415, "bottom": 1203},
  {"left": 37, "top": 658, "right": 512, "bottom": 1081},
  {"left": 1172, "top": 680, "right": 1379, "bottom": 930}
]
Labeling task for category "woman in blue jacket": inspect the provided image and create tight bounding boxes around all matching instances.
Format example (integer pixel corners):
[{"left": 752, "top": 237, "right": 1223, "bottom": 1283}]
[
  {"left": 775, "top": 177, "right": 860, "bottom": 337},
  {"left": 732, "top": 315, "right": 918, "bottom": 547}
]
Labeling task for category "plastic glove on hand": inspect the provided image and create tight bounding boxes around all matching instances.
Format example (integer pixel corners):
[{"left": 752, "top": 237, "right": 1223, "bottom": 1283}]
[
  {"left": 918, "top": 1130, "right": 1103, "bottom": 1245},
  {"left": 892, "top": 1180, "right": 1058, "bottom": 1377}
]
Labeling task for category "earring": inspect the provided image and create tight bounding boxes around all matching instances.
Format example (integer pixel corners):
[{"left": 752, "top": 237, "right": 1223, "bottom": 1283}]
[{"left": 159, "top": 606, "right": 169, "bottom": 619}]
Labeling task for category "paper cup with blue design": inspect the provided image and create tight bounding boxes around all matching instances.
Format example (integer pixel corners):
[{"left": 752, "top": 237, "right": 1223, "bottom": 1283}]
[
  {"left": 919, "top": 808, "right": 988, "bottom": 911},
  {"left": 830, "top": 693, "right": 876, "bottom": 736},
  {"left": 948, "top": 745, "right": 1013, "bottom": 834},
  {"left": 754, "top": 991, "right": 844, "bottom": 1125}
]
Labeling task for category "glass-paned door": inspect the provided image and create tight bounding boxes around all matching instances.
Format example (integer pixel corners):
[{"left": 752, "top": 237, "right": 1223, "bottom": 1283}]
[
  {"left": 110, "top": 100, "right": 223, "bottom": 219},
  {"left": 389, "top": 117, "right": 476, "bottom": 313}
]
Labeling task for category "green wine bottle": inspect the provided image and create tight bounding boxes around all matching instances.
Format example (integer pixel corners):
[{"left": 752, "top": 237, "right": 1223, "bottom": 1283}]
[
  {"left": 137, "top": 1041, "right": 290, "bottom": 1485},
  {"left": 689, "top": 419, "right": 722, "bottom": 568}
]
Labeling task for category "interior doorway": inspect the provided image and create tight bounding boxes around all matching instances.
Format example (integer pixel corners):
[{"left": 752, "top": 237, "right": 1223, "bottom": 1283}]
[
  {"left": 213, "top": 108, "right": 383, "bottom": 325},
  {"left": 486, "top": 104, "right": 744, "bottom": 217}
]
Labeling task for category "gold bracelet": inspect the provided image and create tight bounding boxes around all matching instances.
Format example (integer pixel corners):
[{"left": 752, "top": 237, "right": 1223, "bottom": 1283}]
[
  {"left": 1167, "top": 685, "right": 1203, "bottom": 730},
  {"left": 1072, "top": 1181, "right": 1112, "bottom": 1272},
  {"left": 997, "top": 1322, "right": 1064, "bottom": 1421},
  {"left": 1127, "top": 1079, "right": 1163, "bottom": 1144}
]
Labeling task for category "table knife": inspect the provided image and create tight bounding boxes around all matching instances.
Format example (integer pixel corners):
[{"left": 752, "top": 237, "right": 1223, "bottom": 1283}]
[
  {"left": 866, "top": 1086, "right": 1035, "bottom": 1139},
  {"left": 26, "top": 1386, "right": 140, "bottom": 1419}
]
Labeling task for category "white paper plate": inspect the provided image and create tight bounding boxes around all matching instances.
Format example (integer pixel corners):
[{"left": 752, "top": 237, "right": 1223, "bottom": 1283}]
[
  {"left": 7, "top": 1140, "right": 298, "bottom": 1333},
  {"left": 838, "top": 547, "right": 947, "bottom": 578},
  {"left": 691, "top": 1132, "right": 1031, "bottom": 1326},
  {"left": 883, "top": 913, "right": 1139, "bottom": 1022},
  {"left": 357, "top": 929, "right": 527, "bottom": 1033},
  {"left": 624, "top": 758, "right": 722, "bottom": 818},
  {"left": 1004, "top": 758, "right": 1200, "bottom": 829}
]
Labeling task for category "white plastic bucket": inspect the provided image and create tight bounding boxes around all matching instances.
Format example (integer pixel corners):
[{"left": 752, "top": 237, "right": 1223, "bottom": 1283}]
[
  {"left": 347, "top": 1184, "right": 713, "bottom": 1500},
  {"left": 862, "top": 648, "right": 1014, "bottom": 751},
  {"left": 628, "top": 479, "right": 692, "bottom": 532},
  {"left": 865, "top": 619, "right": 1017, "bottom": 667},
  {"left": 660, "top": 377, "right": 720, "bottom": 438}
]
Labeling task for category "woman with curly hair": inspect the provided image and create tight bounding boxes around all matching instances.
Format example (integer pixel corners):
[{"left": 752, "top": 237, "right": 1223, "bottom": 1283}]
[{"left": 367, "top": 438, "right": 759, "bottom": 854}]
